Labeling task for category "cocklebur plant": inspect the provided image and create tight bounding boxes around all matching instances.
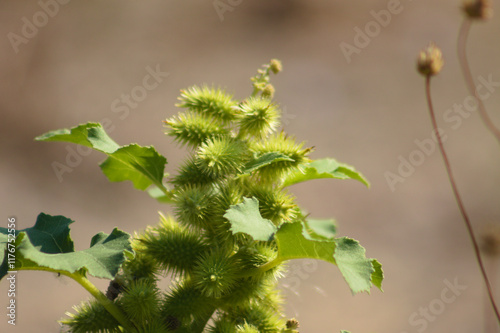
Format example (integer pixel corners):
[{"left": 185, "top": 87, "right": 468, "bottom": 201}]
[{"left": 0, "top": 60, "right": 383, "bottom": 332}]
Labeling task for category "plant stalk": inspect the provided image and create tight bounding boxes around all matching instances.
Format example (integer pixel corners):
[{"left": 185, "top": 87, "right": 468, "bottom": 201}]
[
  {"left": 457, "top": 18, "right": 500, "bottom": 145},
  {"left": 236, "top": 257, "right": 283, "bottom": 278},
  {"left": 191, "top": 307, "right": 217, "bottom": 333},
  {"left": 425, "top": 76, "right": 500, "bottom": 325},
  {"left": 68, "top": 272, "right": 137, "bottom": 333}
]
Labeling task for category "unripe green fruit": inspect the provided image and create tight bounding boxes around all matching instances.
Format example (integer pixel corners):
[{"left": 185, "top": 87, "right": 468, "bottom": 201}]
[
  {"left": 206, "top": 180, "right": 244, "bottom": 247},
  {"left": 208, "top": 318, "right": 238, "bottom": 333},
  {"left": 172, "top": 156, "right": 219, "bottom": 187},
  {"left": 227, "top": 302, "right": 284, "bottom": 332},
  {"left": 238, "top": 97, "right": 280, "bottom": 138},
  {"left": 192, "top": 250, "right": 239, "bottom": 298},
  {"left": 236, "top": 322, "right": 260, "bottom": 333},
  {"left": 196, "top": 137, "right": 249, "bottom": 178},
  {"left": 176, "top": 85, "right": 239, "bottom": 123},
  {"left": 162, "top": 280, "right": 214, "bottom": 322},
  {"left": 251, "top": 132, "right": 312, "bottom": 181},
  {"left": 140, "top": 216, "right": 209, "bottom": 276},
  {"left": 247, "top": 185, "right": 298, "bottom": 225},
  {"left": 61, "top": 300, "right": 120, "bottom": 333},
  {"left": 120, "top": 280, "right": 160, "bottom": 323},
  {"left": 136, "top": 318, "right": 171, "bottom": 333},
  {"left": 165, "top": 112, "right": 229, "bottom": 148},
  {"left": 174, "top": 184, "right": 215, "bottom": 230},
  {"left": 121, "top": 250, "right": 158, "bottom": 283}
]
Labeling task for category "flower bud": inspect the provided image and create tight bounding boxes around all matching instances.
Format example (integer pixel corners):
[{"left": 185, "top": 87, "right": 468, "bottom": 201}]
[
  {"left": 286, "top": 318, "right": 300, "bottom": 329},
  {"left": 269, "top": 59, "right": 282, "bottom": 74},
  {"left": 417, "top": 43, "right": 444, "bottom": 77},
  {"left": 261, "top": 84, "right": 276, "bottom": 99}
]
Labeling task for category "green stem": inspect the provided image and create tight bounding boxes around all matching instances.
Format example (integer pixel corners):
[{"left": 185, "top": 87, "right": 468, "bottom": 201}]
[
  {"left": 425, "top": 76, "right": 500, "bottom": 325},
  {"left": 69, "top": 272, "right": 137, "bottom": 333},
  {"left": 191, "top": 307, "right": 217, "bottom": 333},
  {"left": 236, "top": 257, "right": 283, "bottom": 278},
  {"left": 251, "top": 86, "right": 261, "bottom": 97},
  {"left": 250, "top": 65, "right": 272, "bottom": 97},
  {"left": 153, "top": 180, "right": 172, "bottom": 199},
  {"left": 457, "top": 18, "right": 500, "bottom": 145}
]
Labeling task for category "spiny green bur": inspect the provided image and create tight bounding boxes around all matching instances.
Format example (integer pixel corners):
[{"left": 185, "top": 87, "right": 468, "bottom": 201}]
[{"left": 0, "top": 60, "right": 383, "bottom": 333}]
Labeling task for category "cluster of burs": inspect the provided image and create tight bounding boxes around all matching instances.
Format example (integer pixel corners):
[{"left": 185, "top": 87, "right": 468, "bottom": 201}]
[{"left": 63, "top": 60, "right": 306, "bottom": 333}]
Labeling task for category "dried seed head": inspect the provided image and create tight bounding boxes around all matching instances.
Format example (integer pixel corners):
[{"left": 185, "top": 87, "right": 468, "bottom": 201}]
[
  {"left": 463, "top": 0, "right": 493, "bottom": 20},
  {"left": 481, "top": 225, "right": 500, "bottom": 257},
  {"left": 417, "top": 43, "right": 444, "bottom": 77}
]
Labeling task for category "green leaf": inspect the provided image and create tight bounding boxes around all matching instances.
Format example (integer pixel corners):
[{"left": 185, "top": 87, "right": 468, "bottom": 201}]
[
  {"left": 282, "top": 158, "right": 369, "bottom": 188},
  {"left": 273, "top": 222, "right": 381, "bottom": 294},
  {"left": 242, "top": 152, "right": 294, "bottom": 174},
  {"left": 333, "top": 237, "right": 375, "bottom": 294},
  {"left": 370, "top": 258, "right": 384, "bottom": 291},
  {"left": 147, "top": 185, "right": 174, "bottom": 203},
  {"left": 36, "top": 122, "right": 168, "bottom": 192},
  {"left": 0, "top": 213, "right": 75, "bottom": 253},
  {"left": 0, "top": 213, "right": 75, "bottom": 278},
  {"left": 0, "top": 214, "right": 132, "bottom": 280},
  {"left": 275, "top": 222, "right": 336, "bottom": 264},
  {"left": 303, "top": 218, "right": 337, "bottom": 241},
  {"left": 100, "top": 144, "right": 167, "bottom": 191},
  {"left": 224, "top": 197, "right": 277, "bottom": 241},
  {"left": 35, "top": 122, "right": 119, "bottom": 154}
]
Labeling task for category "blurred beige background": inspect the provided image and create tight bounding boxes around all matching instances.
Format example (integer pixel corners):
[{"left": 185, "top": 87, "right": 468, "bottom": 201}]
[{"left": 1, "top": 0, "right": 500, "bottom": 332}]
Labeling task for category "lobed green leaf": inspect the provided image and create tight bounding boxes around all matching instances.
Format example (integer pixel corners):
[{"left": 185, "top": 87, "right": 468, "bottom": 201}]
[
  {"left": 0, "top": 213, "right": 132, "bottom": 280},
  {"left": 333, "top": 237, "right": 375, "bottom": 294},
  {"left": 100, "top": 144, "right": 167, "bottom": 191},
  {"left": 0, "top": 213, "right": 75, "bottom": 278},
  {"left": 282, "top": 158, "right": 369, "bottom": 188},
  {"left": 277, "top": 222, "right": 379, "bottom": 294},
  {"left": 223, "top": 198, "right": 382, "bottom": 294},
  {"left": 303, "top": 218, "right": 337, "bottom": 241},
  {"left": 35, "top": 122, "right": 119, "bottom": 154},
  {"left": 370, "top": 258, "right": 384, "bottom": 291},
  {"left": 223, "top": 197, "right": 277, "bottom": 242},
  {"left": 36, "top": 122, "right": 168, "bottom": 191},
  {"left": 275, "top": 222, "right": 336, "bottom": 264}
]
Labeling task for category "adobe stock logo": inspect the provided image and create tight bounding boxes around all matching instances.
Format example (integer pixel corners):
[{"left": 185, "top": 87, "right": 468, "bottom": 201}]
[
  {"left": 400, "top": 278, "right": 467, "bottom": 333},
  {"left": 213, "top": 0, "right": 243, "bottom": 22},
  {"left": 7, "top": 0, "right": 72, "bottom": 54},
  {"left": 110, "top": 65, "right": 169, "bottom": 121}
]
